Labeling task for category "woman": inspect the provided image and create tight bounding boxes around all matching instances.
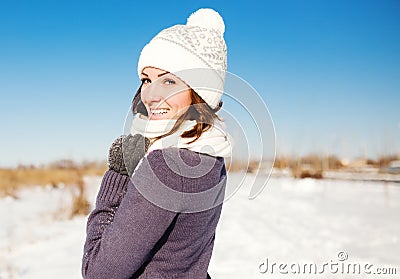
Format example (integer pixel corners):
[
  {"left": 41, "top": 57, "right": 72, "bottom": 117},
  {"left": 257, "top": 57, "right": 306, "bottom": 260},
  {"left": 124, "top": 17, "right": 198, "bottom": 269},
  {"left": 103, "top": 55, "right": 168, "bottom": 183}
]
[{"left": 82, "top": 8, "right": 231, "bottom": 279}]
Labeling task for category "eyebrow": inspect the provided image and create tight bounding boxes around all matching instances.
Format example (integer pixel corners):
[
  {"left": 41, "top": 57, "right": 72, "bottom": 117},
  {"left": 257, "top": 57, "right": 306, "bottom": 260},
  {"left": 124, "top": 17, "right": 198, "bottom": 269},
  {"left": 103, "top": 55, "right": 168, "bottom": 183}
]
[
  {"left": 140, "top": 71, "right": 170, "bottom": 77},
  {"left": 157, "top": 72, "right": 169, "bottom": 77}
]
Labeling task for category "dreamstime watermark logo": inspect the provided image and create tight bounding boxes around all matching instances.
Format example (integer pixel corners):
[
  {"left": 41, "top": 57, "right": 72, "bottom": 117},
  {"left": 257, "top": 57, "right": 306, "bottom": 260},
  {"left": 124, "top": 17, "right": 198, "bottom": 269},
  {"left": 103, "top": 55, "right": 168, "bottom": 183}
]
[
  {"left": 259, "top": 251, "right": 398, "bottom": 276},
  {"left": 122, "top": 68, "right": 276, "bottom": 212}
]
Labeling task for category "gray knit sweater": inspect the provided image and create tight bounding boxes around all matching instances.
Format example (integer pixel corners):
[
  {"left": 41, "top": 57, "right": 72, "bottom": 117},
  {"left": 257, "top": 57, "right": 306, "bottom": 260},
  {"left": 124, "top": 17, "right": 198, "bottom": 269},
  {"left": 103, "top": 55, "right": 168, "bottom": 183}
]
[{"left": 82, "top": 148, "right": 226, "bottom": 279}]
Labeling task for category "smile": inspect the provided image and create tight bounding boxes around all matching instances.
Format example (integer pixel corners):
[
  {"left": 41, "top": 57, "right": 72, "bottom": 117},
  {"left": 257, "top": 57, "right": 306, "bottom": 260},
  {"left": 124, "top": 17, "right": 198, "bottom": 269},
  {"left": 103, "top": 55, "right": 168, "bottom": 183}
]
[{"left": 150, "top": 108, "right": 170, "bottom": 115}]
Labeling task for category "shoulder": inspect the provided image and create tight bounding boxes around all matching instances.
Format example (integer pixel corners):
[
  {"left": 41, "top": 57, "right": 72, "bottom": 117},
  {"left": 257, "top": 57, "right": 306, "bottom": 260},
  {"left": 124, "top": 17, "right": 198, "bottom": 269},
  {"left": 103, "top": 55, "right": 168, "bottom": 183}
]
[
  {"left": 145, "top": 148, "right": 225, "bottom": 181},
  {"left": 147, "top": 147, "right": 225, "bottom": 163}
]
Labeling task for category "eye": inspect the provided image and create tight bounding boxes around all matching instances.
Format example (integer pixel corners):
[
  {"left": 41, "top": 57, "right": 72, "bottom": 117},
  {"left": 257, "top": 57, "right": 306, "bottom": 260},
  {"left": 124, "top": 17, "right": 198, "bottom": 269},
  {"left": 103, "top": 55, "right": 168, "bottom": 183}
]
[
  {"left": 163, "top": 78, "right": 176, "bottom": 85},
  {"left": 141, "top": 78, "right": 151, "bottom": 84}
]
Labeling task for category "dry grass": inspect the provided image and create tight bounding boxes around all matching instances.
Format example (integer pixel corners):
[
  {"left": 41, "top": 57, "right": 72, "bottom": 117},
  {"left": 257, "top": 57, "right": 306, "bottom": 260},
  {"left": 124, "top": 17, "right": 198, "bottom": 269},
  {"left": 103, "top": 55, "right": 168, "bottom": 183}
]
[
  {"left": 69, "top": 178, "right": 91, "bottom": 218},
  {"left": 226, "top": 154, "right": 400, "bottom": 179},
  {"left": 0, "top": 160, "right": 107, "bottom": 198},
  {"left": 289, "top": 155, "right": 325, "bottom": 179},
  {"left": 1, "top": 160, "right": 107, "bottom": 218},
  {"left": 225, "top": 159, "right": 248, "bottom": 172},
  {"left": 377, "top": 155, "right": 399, "bottom": 168},
  {"left": 225, "top": 158, "right": 269, "bottom": 173},
  {"left": 273, "top": 154, "right": 348, "bottom": 179}
]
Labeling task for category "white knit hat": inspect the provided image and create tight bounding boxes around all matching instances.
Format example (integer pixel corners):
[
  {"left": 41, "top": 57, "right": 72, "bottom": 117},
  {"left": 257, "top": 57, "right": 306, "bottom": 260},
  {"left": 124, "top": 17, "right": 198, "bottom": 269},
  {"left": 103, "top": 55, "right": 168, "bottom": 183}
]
[{"left": 137, "top": 8, "right": 227, "bottom": 109}]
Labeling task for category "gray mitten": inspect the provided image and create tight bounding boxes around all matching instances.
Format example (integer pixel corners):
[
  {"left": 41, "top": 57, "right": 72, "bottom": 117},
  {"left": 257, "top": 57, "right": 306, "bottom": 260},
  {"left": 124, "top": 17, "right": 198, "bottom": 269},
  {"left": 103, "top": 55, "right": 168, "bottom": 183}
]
[{"left": 108, "top": 134, "right": 150, "bottom": 176}]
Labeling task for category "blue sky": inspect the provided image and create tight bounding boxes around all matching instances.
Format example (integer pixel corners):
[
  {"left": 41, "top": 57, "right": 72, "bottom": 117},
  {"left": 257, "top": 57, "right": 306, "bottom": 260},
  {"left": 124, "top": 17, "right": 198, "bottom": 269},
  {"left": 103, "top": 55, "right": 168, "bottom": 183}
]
[{"left": 1, "top": 0, "right": 399, "bottom": 167}]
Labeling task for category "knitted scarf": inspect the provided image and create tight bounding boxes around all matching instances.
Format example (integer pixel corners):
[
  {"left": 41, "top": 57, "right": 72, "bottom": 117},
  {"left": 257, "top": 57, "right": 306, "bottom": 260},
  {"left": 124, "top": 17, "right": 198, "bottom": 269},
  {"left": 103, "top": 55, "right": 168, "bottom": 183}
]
[{"left": 130, "top": 113, "right": 232, "bottom": 158}]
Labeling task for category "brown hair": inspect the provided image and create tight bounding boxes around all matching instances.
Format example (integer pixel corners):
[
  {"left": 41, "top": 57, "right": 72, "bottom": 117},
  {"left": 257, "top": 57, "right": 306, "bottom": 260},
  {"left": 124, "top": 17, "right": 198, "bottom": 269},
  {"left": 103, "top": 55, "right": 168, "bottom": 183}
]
[{"left": 131, "top": 84, "right": 222, "bottom": 144}]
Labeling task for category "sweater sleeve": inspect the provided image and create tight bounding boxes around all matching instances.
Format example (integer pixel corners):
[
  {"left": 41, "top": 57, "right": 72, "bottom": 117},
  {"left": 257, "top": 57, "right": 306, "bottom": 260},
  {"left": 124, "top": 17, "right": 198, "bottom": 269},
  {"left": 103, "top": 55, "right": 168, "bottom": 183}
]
[{"left": 82, "top": 152, "right": 182, "bottom": 279}]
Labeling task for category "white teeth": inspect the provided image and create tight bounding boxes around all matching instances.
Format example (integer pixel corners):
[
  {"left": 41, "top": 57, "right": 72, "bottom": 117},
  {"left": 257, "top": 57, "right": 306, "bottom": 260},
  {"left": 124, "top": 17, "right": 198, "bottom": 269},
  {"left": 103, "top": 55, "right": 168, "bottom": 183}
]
[{"left": 151, "top": 109, "right": 169, "bottom": 115}]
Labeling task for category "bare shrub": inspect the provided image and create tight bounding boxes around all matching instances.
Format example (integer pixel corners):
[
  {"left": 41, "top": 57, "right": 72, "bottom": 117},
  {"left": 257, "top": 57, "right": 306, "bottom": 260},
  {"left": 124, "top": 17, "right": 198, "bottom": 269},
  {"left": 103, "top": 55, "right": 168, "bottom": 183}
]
[
  {"left": 246, "top": 160, "right": 259, "bottom": 173},
  {"left": 289, "top": 155, "right": 324, "bottom": 179},
  {"left": 378, "top": 154, "right": 399, "bottom": 168},
  {"left": 298, "top": 169, "right": 323, "bottom": 179},
  {"left": 69, "top": 176, "right": 91, "bottom": 218},
  {"left": 274, "top": 156, "right": 291, "bottom": 169},
  {"left": 325, "top": 155, "right": 344, "bottom": 170}
]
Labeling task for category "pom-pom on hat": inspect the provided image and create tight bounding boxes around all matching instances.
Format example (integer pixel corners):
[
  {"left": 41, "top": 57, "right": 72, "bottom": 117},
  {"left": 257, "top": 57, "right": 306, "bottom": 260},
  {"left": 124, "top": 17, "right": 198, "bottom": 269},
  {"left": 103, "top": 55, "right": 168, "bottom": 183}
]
[{"left": 137, "top": 8, "right": 227, "bottom": 109}]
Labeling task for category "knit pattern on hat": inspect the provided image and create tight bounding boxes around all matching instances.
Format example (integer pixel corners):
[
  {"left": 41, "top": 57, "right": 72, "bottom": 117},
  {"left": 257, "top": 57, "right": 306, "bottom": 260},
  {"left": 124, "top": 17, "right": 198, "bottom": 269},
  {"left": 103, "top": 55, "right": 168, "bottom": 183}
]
[{"left": 155, "top": 25, "right": 227, "bottom": 73}]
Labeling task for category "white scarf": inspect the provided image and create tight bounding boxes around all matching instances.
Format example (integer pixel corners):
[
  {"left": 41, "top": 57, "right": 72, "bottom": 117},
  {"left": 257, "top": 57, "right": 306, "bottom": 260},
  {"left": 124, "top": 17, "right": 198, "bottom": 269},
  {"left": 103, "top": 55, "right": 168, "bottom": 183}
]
[{"left": 130, "top": 113, "right": 232, "bottom": 158}]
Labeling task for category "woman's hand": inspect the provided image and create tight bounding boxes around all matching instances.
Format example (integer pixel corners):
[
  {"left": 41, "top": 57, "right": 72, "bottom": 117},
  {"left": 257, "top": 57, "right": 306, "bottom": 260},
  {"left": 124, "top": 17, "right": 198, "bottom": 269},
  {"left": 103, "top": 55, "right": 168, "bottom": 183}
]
[{"left": 108, "top": 134, "right": 150, "bottom": 176}]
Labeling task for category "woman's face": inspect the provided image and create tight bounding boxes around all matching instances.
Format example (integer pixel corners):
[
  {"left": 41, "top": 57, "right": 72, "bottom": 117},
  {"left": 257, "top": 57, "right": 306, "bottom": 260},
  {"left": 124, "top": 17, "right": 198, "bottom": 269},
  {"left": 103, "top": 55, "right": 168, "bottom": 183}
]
[{"left": 140, "top": 67, "right": 192, "bottom": 120}]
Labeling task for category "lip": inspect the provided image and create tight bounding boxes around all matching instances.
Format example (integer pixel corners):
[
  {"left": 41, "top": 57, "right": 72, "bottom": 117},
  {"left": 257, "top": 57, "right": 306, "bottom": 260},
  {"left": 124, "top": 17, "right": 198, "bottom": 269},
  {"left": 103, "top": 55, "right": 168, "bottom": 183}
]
[{"left": 150, "top": 108, "right": 170, "bottom": 111}]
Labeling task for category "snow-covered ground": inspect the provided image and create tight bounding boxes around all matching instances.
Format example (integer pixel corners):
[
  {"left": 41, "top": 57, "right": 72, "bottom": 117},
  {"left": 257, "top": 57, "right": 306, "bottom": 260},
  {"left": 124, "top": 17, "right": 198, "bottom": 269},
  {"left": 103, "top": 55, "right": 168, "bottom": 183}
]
[{"left": 1, "top": 173, "right": 399, "bottom": 278}]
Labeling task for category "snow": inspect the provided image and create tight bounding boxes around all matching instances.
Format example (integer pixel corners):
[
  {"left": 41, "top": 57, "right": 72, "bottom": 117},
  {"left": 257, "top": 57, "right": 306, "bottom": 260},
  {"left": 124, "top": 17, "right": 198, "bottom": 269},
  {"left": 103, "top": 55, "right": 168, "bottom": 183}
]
[{"left": 1, "top": 173, "right": 399, "bottom": 278}]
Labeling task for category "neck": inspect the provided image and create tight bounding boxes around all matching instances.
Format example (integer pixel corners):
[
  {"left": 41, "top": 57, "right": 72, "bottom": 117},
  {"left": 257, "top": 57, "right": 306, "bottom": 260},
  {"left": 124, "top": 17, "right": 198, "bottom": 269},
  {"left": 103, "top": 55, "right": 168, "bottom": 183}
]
[{"left": 130, "top": 113, "right": 232, "bottom": 157}]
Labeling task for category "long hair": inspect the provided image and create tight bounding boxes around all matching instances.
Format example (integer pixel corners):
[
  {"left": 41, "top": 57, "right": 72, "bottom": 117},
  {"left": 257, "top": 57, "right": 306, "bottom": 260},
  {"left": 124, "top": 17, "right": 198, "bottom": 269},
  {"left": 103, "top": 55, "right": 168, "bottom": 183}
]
[{"left": 131, "top": 84, "right": 222, "bottom": 144}]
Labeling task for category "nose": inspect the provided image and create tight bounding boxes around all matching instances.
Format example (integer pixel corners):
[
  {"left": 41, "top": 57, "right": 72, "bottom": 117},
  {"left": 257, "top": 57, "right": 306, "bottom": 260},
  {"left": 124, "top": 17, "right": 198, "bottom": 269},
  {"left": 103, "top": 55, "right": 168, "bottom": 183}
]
[{"left": 142, "top": 84, "right": 163, "bottom": 106}]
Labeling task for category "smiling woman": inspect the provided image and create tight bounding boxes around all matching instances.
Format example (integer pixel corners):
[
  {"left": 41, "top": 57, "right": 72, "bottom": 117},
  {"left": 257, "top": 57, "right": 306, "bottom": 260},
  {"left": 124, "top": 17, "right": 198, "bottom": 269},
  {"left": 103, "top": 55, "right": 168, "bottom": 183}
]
[{"left": 82, "top": 8, "right": 231, "bottom": 279}]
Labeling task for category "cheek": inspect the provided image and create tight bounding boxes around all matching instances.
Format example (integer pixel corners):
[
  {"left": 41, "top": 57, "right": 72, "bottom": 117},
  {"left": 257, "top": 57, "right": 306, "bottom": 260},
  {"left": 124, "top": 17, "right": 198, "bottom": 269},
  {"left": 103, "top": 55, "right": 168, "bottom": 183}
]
[{"left": 172, "top": 91, "right": 191, "bottom": 108}]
